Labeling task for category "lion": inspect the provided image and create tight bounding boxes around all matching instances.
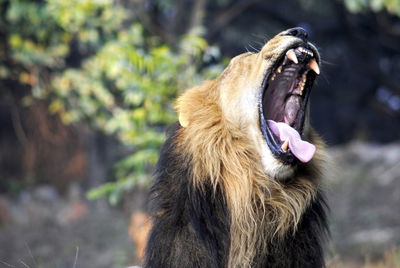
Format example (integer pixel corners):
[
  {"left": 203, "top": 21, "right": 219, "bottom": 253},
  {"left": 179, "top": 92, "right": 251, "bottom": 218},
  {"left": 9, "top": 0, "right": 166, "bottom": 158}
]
[{"left": 144, "top": 27, "right": 328, "bottom": 268}]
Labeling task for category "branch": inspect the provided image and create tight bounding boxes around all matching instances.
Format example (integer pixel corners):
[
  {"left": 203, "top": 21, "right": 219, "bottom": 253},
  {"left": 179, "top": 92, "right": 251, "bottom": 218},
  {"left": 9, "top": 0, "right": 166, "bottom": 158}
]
[
  {"left": 188, "top": 0, "right": 208, "bottom": 34},
  {"left": 208, "top": 0, "right": 258, "bottom": 38},
  {"left": 132, "top": 1, "right": 174, "bottom": 45}
]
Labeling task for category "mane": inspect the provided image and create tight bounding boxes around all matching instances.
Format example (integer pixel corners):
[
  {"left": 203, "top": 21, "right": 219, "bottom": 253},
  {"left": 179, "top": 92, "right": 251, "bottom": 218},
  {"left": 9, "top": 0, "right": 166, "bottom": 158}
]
[{"left": 176, "top": 80, "right": 327, "bottom": 267}]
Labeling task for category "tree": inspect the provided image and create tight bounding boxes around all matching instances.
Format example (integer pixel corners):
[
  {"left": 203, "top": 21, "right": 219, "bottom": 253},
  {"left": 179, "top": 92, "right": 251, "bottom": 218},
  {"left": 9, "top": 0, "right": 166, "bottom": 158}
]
[{"left": 0, "top": 0, "right": 223, "bottom": 203}]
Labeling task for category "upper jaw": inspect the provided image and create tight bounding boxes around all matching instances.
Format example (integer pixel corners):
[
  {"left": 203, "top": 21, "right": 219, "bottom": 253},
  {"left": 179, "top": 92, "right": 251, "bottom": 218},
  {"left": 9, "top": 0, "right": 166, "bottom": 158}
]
[{"left": 258, "top": 41, "right": 320, "bottom": 165}]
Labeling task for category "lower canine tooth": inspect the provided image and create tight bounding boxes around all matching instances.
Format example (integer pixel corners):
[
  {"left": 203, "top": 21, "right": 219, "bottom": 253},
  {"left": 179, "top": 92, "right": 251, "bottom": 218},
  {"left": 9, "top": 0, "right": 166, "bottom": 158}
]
[{"left": 281, "top": 139, "right": 289, "bottom": 151}]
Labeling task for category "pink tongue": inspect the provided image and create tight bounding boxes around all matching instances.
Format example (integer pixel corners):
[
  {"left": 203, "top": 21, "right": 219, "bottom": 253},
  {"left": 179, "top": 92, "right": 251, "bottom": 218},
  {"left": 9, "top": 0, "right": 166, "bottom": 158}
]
[{"left": 267, "top": 120, "right": 316, "bottom": 163}]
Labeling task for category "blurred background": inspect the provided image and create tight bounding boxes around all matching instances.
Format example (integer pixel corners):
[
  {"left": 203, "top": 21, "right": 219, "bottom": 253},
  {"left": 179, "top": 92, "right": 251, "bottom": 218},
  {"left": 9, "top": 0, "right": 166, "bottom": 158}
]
[{"left": 0, "top": 0, "right": 399, "bottom": 267}]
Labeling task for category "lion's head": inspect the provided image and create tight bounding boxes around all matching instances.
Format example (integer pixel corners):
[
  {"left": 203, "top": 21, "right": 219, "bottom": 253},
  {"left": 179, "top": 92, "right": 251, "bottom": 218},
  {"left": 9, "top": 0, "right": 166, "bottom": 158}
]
[{"left": 177, "top": 27, "right": 322, "bottom": 181}]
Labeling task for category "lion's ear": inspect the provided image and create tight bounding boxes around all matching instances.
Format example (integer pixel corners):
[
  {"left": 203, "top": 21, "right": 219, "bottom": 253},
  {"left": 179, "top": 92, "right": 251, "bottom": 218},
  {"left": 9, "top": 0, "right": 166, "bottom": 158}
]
[
  {"left": 176, "top": 84, "right": 209, "bottom": 128},
  {"left": 176, "top": 92, "right": 190, "bottom": 128},
  {"left": 178, "top": 112, "right": 189, "bottom": 128}
]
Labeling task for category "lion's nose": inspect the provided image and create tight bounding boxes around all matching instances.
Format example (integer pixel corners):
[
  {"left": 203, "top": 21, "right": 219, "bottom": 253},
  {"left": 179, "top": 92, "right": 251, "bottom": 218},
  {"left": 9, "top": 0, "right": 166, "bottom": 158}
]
[{"left": 281, "top": 27, "right": 308, "bottom": 41}]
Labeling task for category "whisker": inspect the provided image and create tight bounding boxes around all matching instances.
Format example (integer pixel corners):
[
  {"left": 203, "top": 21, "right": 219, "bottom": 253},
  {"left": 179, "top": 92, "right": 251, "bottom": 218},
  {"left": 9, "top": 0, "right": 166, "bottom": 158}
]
[{"left": 247, "top": 43, "right": 260, "bottom": 53}]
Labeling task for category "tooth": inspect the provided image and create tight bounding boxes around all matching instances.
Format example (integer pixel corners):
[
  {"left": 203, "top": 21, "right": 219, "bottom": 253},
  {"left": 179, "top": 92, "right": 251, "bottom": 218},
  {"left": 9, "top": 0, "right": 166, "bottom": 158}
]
[
  {"left": 276, "top": 66, "right": 282, "bottom": 73},
  {"left": 309, "top": 59, "right": 320, "bottom": 74},
  {"left": 286, "top": 49, "right": 298, "bottom": 64},
  {"left": 281, "top": 139, "right": 289, "bottom": 151},
  {"left": 271, "top": 73, "right": 276, "bottom": 81}
]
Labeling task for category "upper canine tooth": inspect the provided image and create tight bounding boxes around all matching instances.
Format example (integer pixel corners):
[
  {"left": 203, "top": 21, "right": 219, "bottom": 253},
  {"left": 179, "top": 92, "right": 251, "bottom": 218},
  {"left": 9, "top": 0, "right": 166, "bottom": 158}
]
[
  {"left": 309, "top": 59, "right": 320, "bottom": 74},
  {"left": 286, "top": 49, "right": 298, "bottom": 64},
  {"left": 276, "top": 66, "right": 282, "bottom": 73}
]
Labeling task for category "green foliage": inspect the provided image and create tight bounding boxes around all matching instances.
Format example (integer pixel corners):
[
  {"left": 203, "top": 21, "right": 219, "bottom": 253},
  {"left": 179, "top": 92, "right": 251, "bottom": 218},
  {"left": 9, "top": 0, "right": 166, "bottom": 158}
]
[
  {"left": 52, "top": 28, "right": 222, "bottom": 204},
  {"left": 1, "top": 0, "right": 223, "bottom": 204},
  {"left": 342, "top": 0, "right": 400, "bottom": 16}
]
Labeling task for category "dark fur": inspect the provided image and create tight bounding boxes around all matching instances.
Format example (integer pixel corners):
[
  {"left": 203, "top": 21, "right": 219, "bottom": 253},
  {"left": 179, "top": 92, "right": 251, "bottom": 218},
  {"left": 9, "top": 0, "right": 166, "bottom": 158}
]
[{"left": 144, "top": 123, "right": 329, "bottom": 268}]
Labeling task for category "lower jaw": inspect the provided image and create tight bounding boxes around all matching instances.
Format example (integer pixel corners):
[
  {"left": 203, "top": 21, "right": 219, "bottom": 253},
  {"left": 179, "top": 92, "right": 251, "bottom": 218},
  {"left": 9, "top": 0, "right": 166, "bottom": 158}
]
[
  {"left": 249, "top": 122, "right": 296, "bottom": 180},
  {"left": 260, "top": 145, "right": 296, "bottom": 180}
]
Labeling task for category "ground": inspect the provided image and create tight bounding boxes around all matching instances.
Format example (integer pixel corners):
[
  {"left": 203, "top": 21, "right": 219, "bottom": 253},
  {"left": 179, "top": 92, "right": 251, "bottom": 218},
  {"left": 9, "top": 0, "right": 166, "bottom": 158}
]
[
  {"left": 327, "top": 142, "right": 400, "bottom": 264},
  {"left": 0, "top": 185, "right": 134, "bottom": 268}
]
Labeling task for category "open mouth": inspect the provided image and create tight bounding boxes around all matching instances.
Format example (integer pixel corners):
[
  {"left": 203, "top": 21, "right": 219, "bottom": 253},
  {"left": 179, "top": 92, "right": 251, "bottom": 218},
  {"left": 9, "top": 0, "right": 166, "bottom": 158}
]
[{"left": 259, "top": 44, "right": 320, "bottom": 165}]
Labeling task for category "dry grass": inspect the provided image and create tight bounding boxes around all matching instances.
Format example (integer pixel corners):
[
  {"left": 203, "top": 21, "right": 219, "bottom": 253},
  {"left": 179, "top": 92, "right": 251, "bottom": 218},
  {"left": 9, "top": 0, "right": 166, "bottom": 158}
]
[{"left": 328, "top": 248, "right": 400, "bottom": 268}]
